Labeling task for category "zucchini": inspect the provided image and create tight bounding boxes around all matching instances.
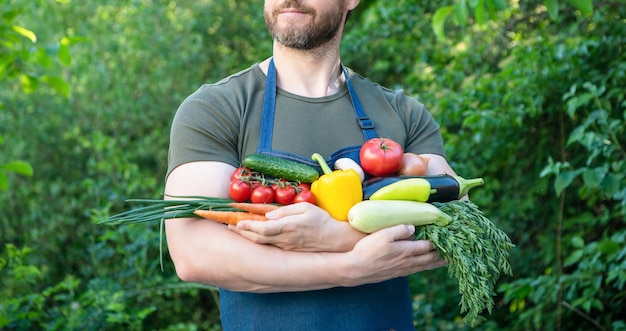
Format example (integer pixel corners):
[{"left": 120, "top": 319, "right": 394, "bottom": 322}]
[
  {"left": 348, "top": 200, "right": 451, "bottom": 233},
  {"left": 243, "top": 154, "right": 320, "bottom": 183}
]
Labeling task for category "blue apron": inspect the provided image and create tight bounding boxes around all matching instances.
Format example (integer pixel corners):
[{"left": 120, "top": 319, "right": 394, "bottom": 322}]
[{"left": 219, "top": 59, "right": 415, "bottom": 331}]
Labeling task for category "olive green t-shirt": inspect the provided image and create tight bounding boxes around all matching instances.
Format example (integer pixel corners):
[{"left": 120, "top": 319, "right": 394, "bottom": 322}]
[{"left": 167, "top": 63, "right": 444, "bottom": 178}]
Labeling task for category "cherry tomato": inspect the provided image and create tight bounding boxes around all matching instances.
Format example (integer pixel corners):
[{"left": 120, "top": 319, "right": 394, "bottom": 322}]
[
  {"left": 359, "top": 138, "right": 404, "bottom": 176},
  {"left": 293, "top": 190, "right": 317, "bottom": 205},
  {"left": 271, "top": 179, "right": 288, "bottom": 190},
  {"left": 250, "top": 180, "right": 263, "bottom": 190},
  {"left": 297, "top": 183, "right": 311, "bottom": 192},
  {"left": 229, "top": 180, "right": 252, "bottom": 202},
  {"left": 231, "top": 167, "right": 253, "bottom": 180},
  {"left": 250, "top": 186, "right": 275, "bottom": 204},
  {"left": 275, "top": 185, "right": 297, "bottom": 205},
  {"left": 397, "top": 153, "right": 430, "bottom": 176}
]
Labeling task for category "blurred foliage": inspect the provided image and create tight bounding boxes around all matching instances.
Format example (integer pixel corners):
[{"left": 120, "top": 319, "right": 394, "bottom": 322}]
[
  {"left": 344, "top": 1, "right": 625, "bottom": 330},
  {"left": 1, "top": 0, "right": 624, "bottom": 330}
]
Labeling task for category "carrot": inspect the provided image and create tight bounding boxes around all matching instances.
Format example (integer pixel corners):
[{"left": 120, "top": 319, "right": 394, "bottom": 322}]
[
  {"left": 193, "top": 209, "right": 267, "bottom": 225},
  {"left": 227, "top": 202, "right": 279, "bottom": 215}
]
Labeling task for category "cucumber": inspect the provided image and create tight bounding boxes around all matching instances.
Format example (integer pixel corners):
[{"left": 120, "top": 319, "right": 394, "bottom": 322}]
[
  {"left": 242, "top": 154, "right": 320, "bottom": 183},
  {"left": 348, "top": 200, "right": 451, "bottom": 233}
]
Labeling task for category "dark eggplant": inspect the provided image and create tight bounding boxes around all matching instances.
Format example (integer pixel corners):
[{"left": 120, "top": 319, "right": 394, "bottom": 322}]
[{"left": 362, "top": 175, "right": 484, "bottom": 202}]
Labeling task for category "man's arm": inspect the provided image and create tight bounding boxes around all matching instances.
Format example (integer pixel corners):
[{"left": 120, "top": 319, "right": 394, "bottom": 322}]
[
  {"left": 164, "top": 161, "right": 445, "bottom": 293},
  {"left": 422, "top": 153, "right": 457, "bottom": 176}
]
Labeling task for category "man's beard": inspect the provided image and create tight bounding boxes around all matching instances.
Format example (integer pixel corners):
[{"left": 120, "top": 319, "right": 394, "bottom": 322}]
[{"left": 264, "top": 1, "right": 345, "bottom": 50}]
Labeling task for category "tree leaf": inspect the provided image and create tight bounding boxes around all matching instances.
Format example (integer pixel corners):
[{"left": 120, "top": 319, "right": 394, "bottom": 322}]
[
  {"left": 432, "top": 6, "right": 455, "bottom": 41},
  {"left": 493, "top": 0, "right": 508, "bottom": 10},
  {"left": 486, "top": 0, "right": 497, "bottom": 18},
  {"left": 41, "top": 75, "right": 71, "bottom": 98},
  {"left": 602, "top": 173, "right": 624, "bottom": 197},
  {"left": 35, "top": 48, "right": 53, "bottom": 68},
  {"left": 1, "top": 160, "right": 34, "bottom": 176},
  {"left": 545, "top": 0, "right": 559, "bottom": 20},
  {"left": 597, "top": 239, "right": 620, "bottom": 255},
  {"left": 571, "top": 236, "right": 585, "bottom": 248},
  {"left": 58, "top": 38, "right": 72, "bottom": 66},
  {"left": 555, "top": 170, "right": 577, "bottom": 195},
  {"left": 455, "top": 0, "right": 470, "bottom": 26},
  {"left": 20, "top": 74, "right": 40, "bottom": 94},
  {"left": 582, "top": 168, "right": 605, "bottom": 189},
  {"left": 567, "top": 0, "right": 593, "bottom": 15},
  {"left": 0, "top": 172, "right": 7, "bottom": 191},
  {"left": 475, "top": 0, "right": 486, "bottom": 24},
  {"left": 564, "top": 249, "right": 583, "bottom": 266},
  {"left": 2, "top": 9, "right": 20, "bottom": 22},
  {"left": 11, "top": 25, "right": 37, "bottom": 43}
]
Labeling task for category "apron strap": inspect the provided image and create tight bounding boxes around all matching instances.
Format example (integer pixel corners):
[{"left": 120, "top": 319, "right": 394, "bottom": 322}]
[
  {"left": 342, "top": 65, "right": 377, "bottom": 141},
  {"left": 257, "top": 59, "right": 278, "bottom": 153}
]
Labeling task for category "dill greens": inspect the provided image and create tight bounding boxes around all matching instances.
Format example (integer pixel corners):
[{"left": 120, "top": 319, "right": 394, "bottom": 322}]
[{"left": 414, "top": 200, "right": 515, "bottom": 327}]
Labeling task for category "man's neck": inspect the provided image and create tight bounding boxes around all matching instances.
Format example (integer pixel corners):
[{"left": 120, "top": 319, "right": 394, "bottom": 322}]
[{"left": 260, "top": 42, "right": 346, "bottom": 98}]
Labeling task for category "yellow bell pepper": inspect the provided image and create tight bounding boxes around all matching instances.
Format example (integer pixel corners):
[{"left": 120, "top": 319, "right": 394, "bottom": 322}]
[{"left": 310, "top": 153, "right": 363, "bottom": 221}]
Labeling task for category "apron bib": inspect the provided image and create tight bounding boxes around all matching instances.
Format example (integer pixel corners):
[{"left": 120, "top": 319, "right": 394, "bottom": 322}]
[{"left": 257, "top": 58, "right": 378, "bottom": 171}]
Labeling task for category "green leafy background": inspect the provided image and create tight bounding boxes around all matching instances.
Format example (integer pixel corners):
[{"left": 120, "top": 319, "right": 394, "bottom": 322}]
[{"left": 1, "top": 0, "right": 624, "bottom": 330}]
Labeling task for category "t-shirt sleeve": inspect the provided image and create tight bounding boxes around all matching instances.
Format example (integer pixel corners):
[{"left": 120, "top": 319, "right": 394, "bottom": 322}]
[{"left": 166, "top": 86, "right": 241, "bottom": 179}]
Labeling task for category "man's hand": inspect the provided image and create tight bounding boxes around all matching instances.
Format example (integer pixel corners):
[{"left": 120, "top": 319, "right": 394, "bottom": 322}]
[
  {"left": 229, "top": 202, "right": 366, "bottom": 252},
  {"left": 344, "top": 224, "right": 446, "bottom": 283}
]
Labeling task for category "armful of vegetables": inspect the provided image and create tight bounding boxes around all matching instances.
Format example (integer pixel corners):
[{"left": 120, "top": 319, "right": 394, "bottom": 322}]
[{"left": 100, "top": 136, "right": 511, "bottom": 327}]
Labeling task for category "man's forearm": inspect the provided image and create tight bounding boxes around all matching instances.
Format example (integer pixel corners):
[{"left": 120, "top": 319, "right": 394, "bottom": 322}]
[{"left": 166, "top": 218, "right": 356, "bottom": 293}]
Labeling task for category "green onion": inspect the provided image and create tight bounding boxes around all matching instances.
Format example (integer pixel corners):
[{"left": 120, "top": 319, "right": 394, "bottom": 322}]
[
  {"left": 99, "top": 195, "right": 243, "bottom": 271},
  {"left": 99, "top": 195, "right": 239, "bottom": 225}
]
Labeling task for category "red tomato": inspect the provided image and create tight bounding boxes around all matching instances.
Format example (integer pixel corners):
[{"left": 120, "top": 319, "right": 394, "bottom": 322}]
[
  {"left": 250, "top": 186, "right": 275, "bottom": 204},
  {"left": 359, "top": 138, "right": 404, "bottom": 176},
  {"left": 229, "top": 180, "right": 252, "bottom": 202},
  {"left": 297, "top": 183, "right": 311, "bottom": 192},
  {"left": 275, "top": 185, "right": 297, "bottom": 205},
  {"left": 250, "top": 180, "right": 263, "bottom": 190},
  {"left": 271, "top": 179, "right": 288, "bottom": 190},
  {"left": 231, "top": 167, "right": 253, "bottom": 180},
  {"left": 293, "top": 190, "right": 317, "bottom": 205}
]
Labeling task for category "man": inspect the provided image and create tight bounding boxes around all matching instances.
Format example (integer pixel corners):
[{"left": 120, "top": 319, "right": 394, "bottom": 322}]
[{"left": 164, "top": 0, "right": 458, "bottom": 329}]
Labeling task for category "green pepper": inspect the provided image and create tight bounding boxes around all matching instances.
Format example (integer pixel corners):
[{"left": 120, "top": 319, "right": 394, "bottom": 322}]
[
  {"left": 310, "top": 153, "right": 363, "bottom": 221},
  {"left": 368, "top": 177, "right": 436, "bottom": 202}
]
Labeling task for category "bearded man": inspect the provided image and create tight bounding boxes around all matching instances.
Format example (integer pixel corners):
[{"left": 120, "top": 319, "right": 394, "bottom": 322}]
[{"left": 164, "top": 1, "right": 458, "bottom": 329}]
